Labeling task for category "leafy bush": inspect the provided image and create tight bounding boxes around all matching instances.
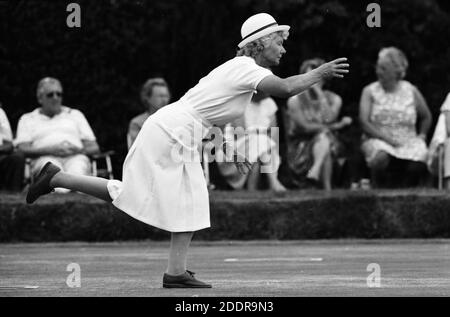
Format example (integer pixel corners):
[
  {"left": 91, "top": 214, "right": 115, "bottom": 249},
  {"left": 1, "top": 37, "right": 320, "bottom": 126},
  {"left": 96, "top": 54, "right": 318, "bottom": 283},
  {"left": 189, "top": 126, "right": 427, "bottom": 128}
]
[{"left": 1, "top": 190, "right": 450, "bottom": 241}]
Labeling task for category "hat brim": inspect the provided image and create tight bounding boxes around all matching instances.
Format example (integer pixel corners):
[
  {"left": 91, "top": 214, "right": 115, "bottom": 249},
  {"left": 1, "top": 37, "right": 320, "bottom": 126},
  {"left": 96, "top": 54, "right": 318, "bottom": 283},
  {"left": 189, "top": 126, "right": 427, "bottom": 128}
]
[{"left": 238, "top": 25, "right": 290, "bottom": 49}]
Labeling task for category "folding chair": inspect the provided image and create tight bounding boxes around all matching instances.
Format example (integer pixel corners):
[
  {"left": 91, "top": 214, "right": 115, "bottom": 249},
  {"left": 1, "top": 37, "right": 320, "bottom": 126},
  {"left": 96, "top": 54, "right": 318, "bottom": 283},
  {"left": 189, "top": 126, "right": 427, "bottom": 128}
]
[{"left": 90, "top": 151, "right": 115, "bottom": 179}]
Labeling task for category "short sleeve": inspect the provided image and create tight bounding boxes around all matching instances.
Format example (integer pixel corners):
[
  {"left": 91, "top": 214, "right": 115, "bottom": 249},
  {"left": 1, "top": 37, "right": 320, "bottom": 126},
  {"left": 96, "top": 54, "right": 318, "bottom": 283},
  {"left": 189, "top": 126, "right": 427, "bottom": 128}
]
[
  {"left": 0, "top": 108, "right": 13, "bottom": 142},
  {"left": 234, "top": 57, "right": 273, "bottom": 91},
  {"left": 71, "top": 109, "right": 97, "bottom": 141},
  {"left": 15, "top": 114, "right": 33, "bottom": 145},
  {"left": 440, "top": 93, "right": 450, "bottom": 112}
]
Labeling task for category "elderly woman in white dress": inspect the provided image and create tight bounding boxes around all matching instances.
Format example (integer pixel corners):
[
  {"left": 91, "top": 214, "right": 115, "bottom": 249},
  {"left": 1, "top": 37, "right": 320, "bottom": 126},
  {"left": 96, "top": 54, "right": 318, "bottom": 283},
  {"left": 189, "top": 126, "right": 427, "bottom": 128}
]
[
  {"left": 26, "top": 13, "right": 349, "bottom": 288},
  {"left": 359, "top": 47, "right": 432, "bottom": 188}
]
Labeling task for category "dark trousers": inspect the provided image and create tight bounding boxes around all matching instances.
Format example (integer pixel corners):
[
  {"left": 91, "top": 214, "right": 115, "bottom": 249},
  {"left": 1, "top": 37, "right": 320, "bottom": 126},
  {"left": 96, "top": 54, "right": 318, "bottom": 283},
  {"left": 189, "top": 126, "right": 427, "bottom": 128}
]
[
  {"left": 0, "top": 152, "right": 26, "bottom": 192},
  {"left": 347, "top": 149, "right": 370, "bottom": 183},
  {"left": 371, "top": 157, "right": 427, "bottom": 188},
  {"left": 333, "top": 150, "right": 369, "bottom": 188}
]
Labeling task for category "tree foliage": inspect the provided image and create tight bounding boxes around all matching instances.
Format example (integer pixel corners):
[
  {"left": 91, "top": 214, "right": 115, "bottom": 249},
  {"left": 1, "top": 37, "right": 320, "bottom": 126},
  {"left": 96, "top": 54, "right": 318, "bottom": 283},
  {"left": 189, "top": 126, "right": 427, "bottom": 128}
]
[{"left": 1, "top": 0, "right": 449, "bottom": 176}]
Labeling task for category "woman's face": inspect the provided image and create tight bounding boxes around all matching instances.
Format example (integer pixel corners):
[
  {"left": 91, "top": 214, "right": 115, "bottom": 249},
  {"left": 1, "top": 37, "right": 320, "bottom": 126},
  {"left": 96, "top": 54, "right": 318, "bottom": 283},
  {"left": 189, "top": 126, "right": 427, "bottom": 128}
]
[
  {"left": 260, "top": 34, "right": 286, "bottom": 67},
  {"left": 145, "top": 85, "right": 170, "bottom": 111},
  {"left": 375, "top": 57, "right": 398, "bottom": 84}
]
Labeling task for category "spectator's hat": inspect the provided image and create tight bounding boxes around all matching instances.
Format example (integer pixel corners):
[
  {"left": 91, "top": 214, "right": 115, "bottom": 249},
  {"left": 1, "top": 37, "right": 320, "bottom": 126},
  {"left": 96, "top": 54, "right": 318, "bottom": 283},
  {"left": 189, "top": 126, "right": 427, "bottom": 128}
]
[{"left": 238, "top": 13, "right": 290, "bottom": 48}]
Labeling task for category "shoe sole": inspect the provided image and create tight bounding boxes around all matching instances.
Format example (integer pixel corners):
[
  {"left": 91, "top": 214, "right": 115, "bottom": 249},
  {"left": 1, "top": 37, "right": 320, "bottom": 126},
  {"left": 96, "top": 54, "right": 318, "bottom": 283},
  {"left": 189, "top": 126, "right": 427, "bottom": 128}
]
[
  {"left": 26, "top": 162, "right": 59, "bottom": 204},
  {"left": 163, "top": 283, "right": 212, "bottom": 289}
]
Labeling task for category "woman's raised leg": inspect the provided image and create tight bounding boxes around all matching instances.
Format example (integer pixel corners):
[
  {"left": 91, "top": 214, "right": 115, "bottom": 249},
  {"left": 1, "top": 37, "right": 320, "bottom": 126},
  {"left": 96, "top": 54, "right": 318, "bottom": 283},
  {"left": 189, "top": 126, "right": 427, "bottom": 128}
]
[
  {"left": 51, "top": 171, "right": 112, "bottom": 202},
  {"left": 27, "top": 162, "right": 113, "bottom": 203}
]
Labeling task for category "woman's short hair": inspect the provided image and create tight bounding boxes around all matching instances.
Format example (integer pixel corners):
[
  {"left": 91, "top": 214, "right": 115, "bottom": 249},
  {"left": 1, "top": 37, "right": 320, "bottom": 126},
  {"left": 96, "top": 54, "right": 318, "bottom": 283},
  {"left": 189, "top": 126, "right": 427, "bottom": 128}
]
[
  {"left": 236, "top": 30, "right": 289, "bottom": 59},
  {"left": 299, "top": 58, "right": 325, "bottom": 74},
  {"left": 140, "top": 77, "right": 169, "bottom": 105},
  {"left": 378, "top": 47, "right": 409, "bottom": 80},
  {"left": 36, "top": 77, "right": 62, "bottom": 98}
]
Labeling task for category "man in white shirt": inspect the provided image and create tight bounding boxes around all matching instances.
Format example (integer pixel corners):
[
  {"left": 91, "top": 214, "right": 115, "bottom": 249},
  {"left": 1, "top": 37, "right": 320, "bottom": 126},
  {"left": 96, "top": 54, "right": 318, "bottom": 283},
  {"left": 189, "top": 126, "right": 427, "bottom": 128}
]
[
  {"left": 0, "top": 103, "right": 25, "bottom": 191},
  {"left": 15, "top": 78, "right": 100, "bottom": 192}
]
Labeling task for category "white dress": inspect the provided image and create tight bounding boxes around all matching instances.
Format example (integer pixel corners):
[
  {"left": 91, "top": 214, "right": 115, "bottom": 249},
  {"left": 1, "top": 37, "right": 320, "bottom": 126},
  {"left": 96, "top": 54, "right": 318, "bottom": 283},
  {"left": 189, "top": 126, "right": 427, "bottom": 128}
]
[
  {"left": 108, "top": 56, "right": 272, "bottom": 232},
  {"left": 361, "top": 81, "right": 428, "bottom": 165}
]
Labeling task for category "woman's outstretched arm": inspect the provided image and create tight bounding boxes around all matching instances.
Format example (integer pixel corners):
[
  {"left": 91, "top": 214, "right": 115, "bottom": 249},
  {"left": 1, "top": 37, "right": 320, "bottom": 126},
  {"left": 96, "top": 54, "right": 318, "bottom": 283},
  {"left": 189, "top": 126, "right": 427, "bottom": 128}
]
[{"left": 257, "top": 58, "right": 349, "bottom": 98}]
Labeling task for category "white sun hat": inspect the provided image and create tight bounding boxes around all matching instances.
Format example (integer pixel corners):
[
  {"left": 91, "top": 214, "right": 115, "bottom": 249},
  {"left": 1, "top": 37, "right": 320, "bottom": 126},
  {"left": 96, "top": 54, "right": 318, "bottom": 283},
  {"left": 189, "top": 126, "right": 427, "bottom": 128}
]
[{"left": 238, "top": 13, "right": 290, "bottom": 49}]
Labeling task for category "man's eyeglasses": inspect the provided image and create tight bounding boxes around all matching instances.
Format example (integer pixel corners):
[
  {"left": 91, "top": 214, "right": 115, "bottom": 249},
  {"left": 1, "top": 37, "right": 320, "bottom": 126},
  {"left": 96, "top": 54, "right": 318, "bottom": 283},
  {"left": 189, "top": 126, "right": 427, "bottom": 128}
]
[{"left": 45, "top": 91, "right": 63, "bottom": 98}]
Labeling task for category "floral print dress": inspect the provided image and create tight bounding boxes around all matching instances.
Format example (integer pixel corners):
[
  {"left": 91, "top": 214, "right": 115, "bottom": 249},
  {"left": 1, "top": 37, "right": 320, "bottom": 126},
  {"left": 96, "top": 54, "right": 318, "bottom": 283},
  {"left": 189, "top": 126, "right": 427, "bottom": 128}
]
[{"left": 361, "top": 81, "right": 428, "bottom": 165}]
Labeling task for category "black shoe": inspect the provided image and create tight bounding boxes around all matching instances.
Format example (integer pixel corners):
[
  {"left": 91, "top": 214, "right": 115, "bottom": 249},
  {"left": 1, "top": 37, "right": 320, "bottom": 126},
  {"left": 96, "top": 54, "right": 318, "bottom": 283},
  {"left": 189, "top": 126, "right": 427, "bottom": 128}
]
[
  {"left": 163, "top": 270, "right": 212, "bottom": 288},
  {"left": 26, "top": 162, "right": 61, "bottom": 204}
]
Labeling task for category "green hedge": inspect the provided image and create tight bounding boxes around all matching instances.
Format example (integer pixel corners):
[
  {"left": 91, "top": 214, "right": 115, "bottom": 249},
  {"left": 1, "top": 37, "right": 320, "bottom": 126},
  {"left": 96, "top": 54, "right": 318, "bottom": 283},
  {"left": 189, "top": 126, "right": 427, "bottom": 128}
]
[{"left": 1, "top": 190, "right": 449, "bottom": 242}]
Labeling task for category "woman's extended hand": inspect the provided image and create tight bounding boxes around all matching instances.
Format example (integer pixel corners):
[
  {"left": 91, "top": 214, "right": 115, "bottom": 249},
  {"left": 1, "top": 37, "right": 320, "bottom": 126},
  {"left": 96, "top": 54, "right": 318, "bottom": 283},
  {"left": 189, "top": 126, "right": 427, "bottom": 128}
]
[
  {"left": 318, "top": 58, "right": 350, "bottom": 79},
  {"left": 234, "top": 152, "right": 253, "bottom": 175},
  {"left": 222, "top": 141, "right": 252, "bottom": 174}
]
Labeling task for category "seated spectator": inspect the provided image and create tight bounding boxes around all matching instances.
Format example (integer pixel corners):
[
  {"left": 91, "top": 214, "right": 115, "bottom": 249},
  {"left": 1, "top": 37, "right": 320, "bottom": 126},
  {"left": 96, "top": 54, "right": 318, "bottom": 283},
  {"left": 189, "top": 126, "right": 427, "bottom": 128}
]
[
  {"left": 428, "top": 92, "right": 450, "bottom": 188},
  {"left": 0, "top": 103, "right": 25, "bottom": 191},
  {"left": 127, "top": 78, "right": 171, "bottom": 148},
  {"left": 15, "top": 77, "right": 100, "bottom": 193},
  {"left": 286, "top": 58, "right": 352, "bottom": 190},
  {"left": 359, "top": 47, "right": 432, "bottom": 188},
  {"left": 216, "top": 92, "right": 286, "bottom": 191}
]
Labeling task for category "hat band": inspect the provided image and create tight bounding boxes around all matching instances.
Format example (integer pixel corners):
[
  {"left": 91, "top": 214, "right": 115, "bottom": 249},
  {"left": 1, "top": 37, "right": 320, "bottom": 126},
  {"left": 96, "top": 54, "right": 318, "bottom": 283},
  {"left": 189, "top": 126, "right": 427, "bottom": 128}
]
[{"left": 241, "top": 22, "right": 278, "bottom": 41}]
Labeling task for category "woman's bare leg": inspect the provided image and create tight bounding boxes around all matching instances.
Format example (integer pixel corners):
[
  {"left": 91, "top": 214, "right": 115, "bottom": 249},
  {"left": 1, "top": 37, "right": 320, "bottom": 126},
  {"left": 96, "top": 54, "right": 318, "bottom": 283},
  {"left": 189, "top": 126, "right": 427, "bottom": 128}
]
[
  {"left": 247, "top": 162, "right": 261, "bottom": 191},
  {"left": 167, "top": 232, "right": 194, "bottom": 275},
  {"left": 321, "top": 152, "right": 333, "bottom": 191},
  {"left": 50, "top": 171, "right": 112, "bottom": 202},
  {"left": 307, "top": 133, "right": 331, "bottom": 181},
  {"left": 266, "top": 171, "right": 287, "bottom": 192}
]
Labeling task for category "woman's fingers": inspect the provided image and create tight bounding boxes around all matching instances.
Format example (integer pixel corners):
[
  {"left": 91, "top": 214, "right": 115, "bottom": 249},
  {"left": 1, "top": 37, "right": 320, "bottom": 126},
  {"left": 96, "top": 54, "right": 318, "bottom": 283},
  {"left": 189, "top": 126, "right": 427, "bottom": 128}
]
[
  {"left": 236, "top": 160, "right": 253, "bottom": 174},
  {"left": 332, "top": 58, "right": 349, "bottom": 70},
  {"left": 335, "top": 65, "right": 349, "bottom": 71},
  {"left": 336, "top": 64, "right": 350, "bottom": 69},
  {"left": 332, "top": 61, "right": 350, "bottom": 77},
  {"left": 237, "top": 162, "right": 246, "bottom": 174},
  {"left": 320, "top": 58, "right": 350, "bottom": 79},
  {"left": 332, "top": 57, "right": 348, "bottom": 64}
]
